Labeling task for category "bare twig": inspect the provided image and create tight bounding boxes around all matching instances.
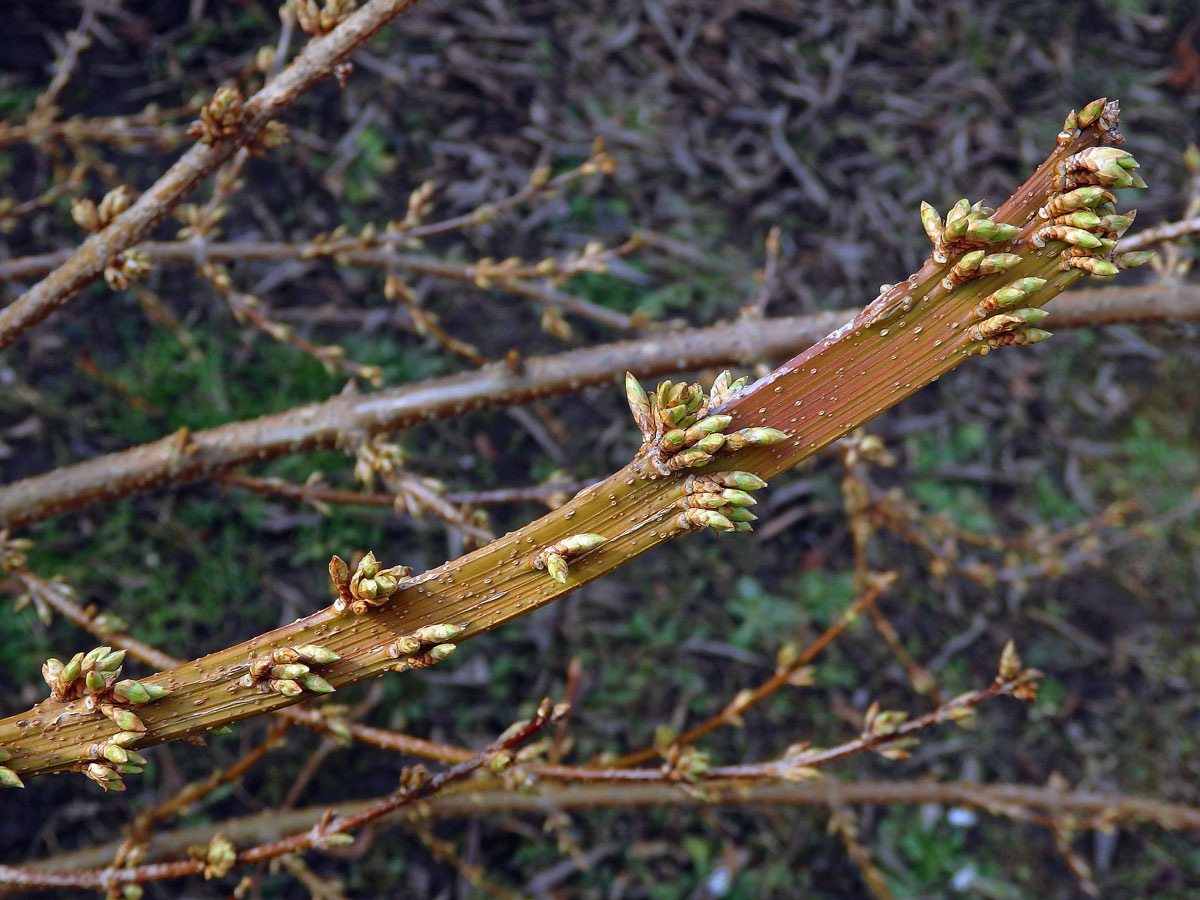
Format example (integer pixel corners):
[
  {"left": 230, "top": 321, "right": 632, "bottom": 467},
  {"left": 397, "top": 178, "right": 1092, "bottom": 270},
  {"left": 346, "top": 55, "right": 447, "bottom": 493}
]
[{"left": 5, "top": 279, "right": 1196, "bottom": 532}]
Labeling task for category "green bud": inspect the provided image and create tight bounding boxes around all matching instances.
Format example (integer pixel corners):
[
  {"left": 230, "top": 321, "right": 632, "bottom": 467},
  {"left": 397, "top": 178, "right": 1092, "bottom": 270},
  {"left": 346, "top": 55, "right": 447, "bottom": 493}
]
[
  {"left": 1115, "top": 251, "right": 1154, "bottom": 269},
  {"left": 102, "top": 744, "right": 129, "bottom": 765},
  {"left": 684, "top": 415, "right": 732, "bottom": 440},
  {"left": 61, "top": 652, "right": 84, "bottom": 685},
  {"left": 734, "top": 427, "right": 789, "bottom": 447},
  {"left": 428, "top": 643, "right": 457, "bottom": 661},
  {"left": 111, "top": 732, "right": 142, "bottom": 747},
  {"left": 1078, "top": 97, "right": 1107, "bottom": 127},
  {"left": 0, "top": 766, "right": 23, "bottom": 789},
  {"left": 356, "top": 551, "right": 380, "bottom": 579},
  {"left": 303, "top": 675, "right": 336, "bottom": 693},
  {"left": 977, "top": 252, "right": 1021, "bottom": 274},
  {"left": 273, "top": 679, "right": 303, "bottom": 697},
  {"left": 1020, "top": 328, "right": 1053, "bottom": 344},
  {"left": 125, "top": 749, "right": 148, "bottom": 766},
  {"left": 389, "top": 636, "right": 422, "bottom": 657},
  {"left": 109, "top": 708, "right": 146, "bottom": 732},
  {"left": 672, "top": 448, "right": 712, "bottom": 468},
  {"left": 944, "top": 198, "right": 971, "bottom": 226},
  {"left": 142, "top": 683, "right": 171, "bottom": 701},
  {"left": 329, "top": 555, "right": 350, "bottom": 584},
  {"left": 373, "top": 572, "right": 399, "bottom": 594},
  {"left": 41, "top": 658, "right": 64, "bottom": 688},
  {"left": 725, "top": 507, "right": 758, "bottom": 523},
  {"left": 689, "top": 491, "right": 730, "bottom": 509},
  {"left": 560, "top": 533, "right": 607, "bottom": 555},
  {"left": 116, "top": 763, "right": 144, "bottom": 775},
  {"left": 660, "top": 428, "right": 687, "bottom": 451},
  {"left": 692, "top": 433, "right": 725, "bottom": 454},
  {"left": 97, "top": 650, "right": 127, "bottom": 673},
  {"left": 413, "top": 623, "right": 466, "bottom": 643},
  {"left": 713, "top": 471, "right": 766, "bottom": 491},
  {"left": 270, "top": 664, "right": 310, "bottom": 681},
  {"left": 82, "top": 646, "right": 111, "bottom": 670},
  {"left": 661, "top": 403, "right": 689, "bottom": 425},
  {"left": 211, "top": 726, "right": 234, "bottom": 736},
  {"left": 919, "top": 201, "right": 942, "bottom": 244},
  {"left": 325, "top": 833, "right": 355, "bottom": 847},
  {"left": 294, "top": 645, "right": 340, "bottom": 664},
  {"left": 732, "top": 521, "right": 754, "bottom": 533},
  {"left": 1056, "top": 227, "right": 1103, "bottom": 248},
  {"left": 1010, "top": 308, "right": 1049, "bottom": 325},
  {"left": 722, "top": 489, "right": 758, "bottom": 507},
  {"left": 85, "top": 670, "right": 107, "bottom": 694},
  {"left": 964, "top": 218, "right": 998, "bottom": 242},
  {"left": 704, "top": 511, "right": 735, "bottom": 532},
  {"left": 624, "top": 372, "right": 650, "bottom": 421},
  {"left": 545, "top": 554, "right": 569, "bottom": 584},
  {"left": 355, "top": 577, "right": 379, "bottom": 599},
  {"left": 113, "top": 679, "right": 151, "bottom": 704},
  {"left": 1053, "top": 211, "right": 1101, "bottom": 229}
]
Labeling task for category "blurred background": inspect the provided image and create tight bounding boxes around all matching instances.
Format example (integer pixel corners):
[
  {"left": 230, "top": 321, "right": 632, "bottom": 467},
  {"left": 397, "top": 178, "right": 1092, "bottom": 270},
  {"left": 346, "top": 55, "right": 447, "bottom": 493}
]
[{"left": 1, "top": 1, "right": 1199, "bottom": 897}]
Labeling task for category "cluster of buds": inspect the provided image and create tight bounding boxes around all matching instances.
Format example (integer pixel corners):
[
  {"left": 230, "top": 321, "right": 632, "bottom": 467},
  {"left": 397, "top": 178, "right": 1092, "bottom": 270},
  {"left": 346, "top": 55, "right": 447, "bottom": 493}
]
[
  {"left": 529, "top": 533, "right": 607, "bottom": 585},
  {"left": 1026, "top": 153, "right": 1152, "bottom": 277},
  {"left": 187, "top": 86, "right": 245, "bottom": 145},
  {"left": 861, "top": 702, "right": 914, "bottom": 760},
  {"left": 1056, "top": 146, "right": 1147, "bottom": 193},
  {"left": 940, "top": 250, "right": 1021, "bottom": 290},
  {"left": 43, "top": 645, "right": 169, "bottom": 730},
  {"left": 352, "top": 434, "right": 406, "bottom": 490},
  {"left": 1056, "top": 97, "right": 1121, "bottom": 147},
  {"left": 625, "top": 370, "right": 787, "bottom": 476},
  {"left": 329, "top": 551, "right": 413, "bottom": 614},
  {"left": 660, "top": 743, "right": 712, "bottom": 783},
  {"left": 70, "top": 184, "right": 131, "bottom": 233},
  {"left": 247, "top": 119, "right": 288, "bottom": 157},
  {"left": 675, "top": 471, "right": 766, "bottom": 534},
  {"left": 386, "top": 623, "right": 464, "bottom": 672},
  {"left": 997, "top": 640, "right": 1041, "bottom": 703},
  {"left": 292, "top": 0, "right": 357, "bottom": 36},
  {"left": 0, "top": 747, "right": 22, "bottom": 789},
  {"left": 188, "top": 833, "right": 237, "bottom": 881},
  {"left": 103, "top": 249, "right": 152, "bottom": 290},
  {"left": 1, "top": 530, "right": 32, "bottom": 573},
  {"left": 81, "top": 730, "right": 148, "bottom": 792},
  {"left": 240, "top": 644, "right": 340, "bottom": 697},
  {"left": 920, "top": 198, "right": 1022, "bottom": 265}
]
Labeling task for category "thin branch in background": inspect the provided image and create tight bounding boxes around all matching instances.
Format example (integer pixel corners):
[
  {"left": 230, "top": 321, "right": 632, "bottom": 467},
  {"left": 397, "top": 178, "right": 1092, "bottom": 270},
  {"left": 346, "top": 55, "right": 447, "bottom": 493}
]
[
  {"left": 611, "top": 571, "right": 898, "bottom": 768},
  {"left": 743, "top": 225, "right": 782, "bottom": 318},
  {"left": 6, "top": 280, "right": 1198, "bottom": 533},
  {"left": 28, "top": 0, "right": 103, "bottom": 124},
  {"left": 200, "top": 263, "right": 384, "bottom": 385},
  {"left": 218, "top": 472, "right": 595, "bottom": 511}
]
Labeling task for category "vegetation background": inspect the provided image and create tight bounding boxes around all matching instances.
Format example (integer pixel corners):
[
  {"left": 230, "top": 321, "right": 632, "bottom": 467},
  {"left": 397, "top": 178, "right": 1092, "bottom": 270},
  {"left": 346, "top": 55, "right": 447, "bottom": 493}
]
[{"left": 1, "top": 0, "right": 1199, "bottom": 897}]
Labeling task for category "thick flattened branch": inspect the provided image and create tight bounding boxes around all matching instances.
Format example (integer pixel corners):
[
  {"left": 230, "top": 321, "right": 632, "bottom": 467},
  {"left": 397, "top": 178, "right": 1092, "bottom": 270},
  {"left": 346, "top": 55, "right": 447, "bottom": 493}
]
[{"left": 0, "top": 101, "right": 1150, "bottom": 787}]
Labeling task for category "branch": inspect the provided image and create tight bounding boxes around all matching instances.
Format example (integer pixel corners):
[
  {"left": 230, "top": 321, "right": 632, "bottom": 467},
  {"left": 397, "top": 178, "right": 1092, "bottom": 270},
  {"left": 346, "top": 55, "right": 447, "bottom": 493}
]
[
  {"left": 3, "top": 280, "right": 1196, "bottom": 531},
  {"left": 8, "top": 778, "right": 1198, "bottom": 894},
  {"left": 0, "top": 101, "right": 1148, "bottom": 784},
  {"left": 0, "top": 0, "right": 420, "bottom": 351}
]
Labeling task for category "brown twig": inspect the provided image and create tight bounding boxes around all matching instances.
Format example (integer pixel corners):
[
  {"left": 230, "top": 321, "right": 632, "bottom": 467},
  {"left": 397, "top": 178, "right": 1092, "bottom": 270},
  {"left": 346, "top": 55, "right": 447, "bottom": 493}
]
[
  {"left": 611, "top": 571, "right": 897, "bottom": 768},
  {"left": 6, "top": 278, "right": 1196, "bottom": 532},
  {"left": 218, "top": 472, "right": 596, "bottom": 509},
  {"left": 0, "top": 702, "right": 564, "bottom": 890},
  {"left": 0, "top": 0, "right": 422, "bottom": 351}
]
